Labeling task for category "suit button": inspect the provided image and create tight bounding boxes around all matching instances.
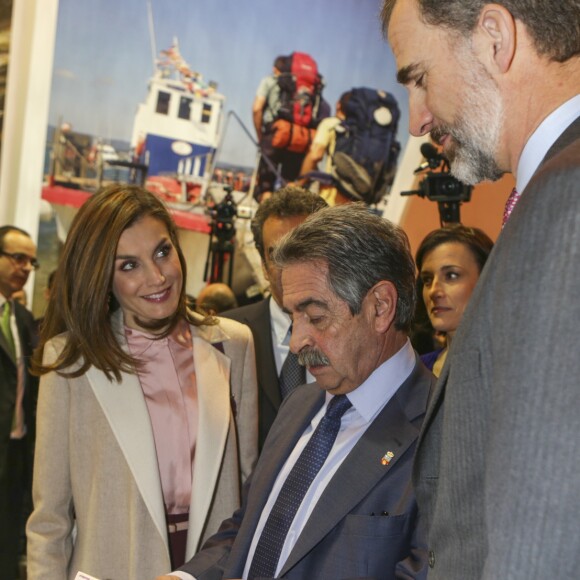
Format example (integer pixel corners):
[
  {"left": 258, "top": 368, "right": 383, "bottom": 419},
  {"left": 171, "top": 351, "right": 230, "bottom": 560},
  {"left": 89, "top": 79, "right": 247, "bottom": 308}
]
[{"left": 428, "top": 550, "right": 435, "bottom": 568}]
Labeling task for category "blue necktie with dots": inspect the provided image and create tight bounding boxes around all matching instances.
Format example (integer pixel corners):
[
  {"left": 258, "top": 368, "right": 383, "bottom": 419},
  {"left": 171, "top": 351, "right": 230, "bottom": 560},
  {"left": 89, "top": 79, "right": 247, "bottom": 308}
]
[{"left": 248, "top": 394, "right": 352, "bottom": 579}]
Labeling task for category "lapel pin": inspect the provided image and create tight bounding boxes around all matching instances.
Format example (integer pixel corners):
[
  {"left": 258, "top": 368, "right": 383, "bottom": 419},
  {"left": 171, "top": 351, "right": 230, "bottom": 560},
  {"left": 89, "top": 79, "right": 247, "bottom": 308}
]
[{"left": 381, "top": 451, "right": 395, "bottom": 466}]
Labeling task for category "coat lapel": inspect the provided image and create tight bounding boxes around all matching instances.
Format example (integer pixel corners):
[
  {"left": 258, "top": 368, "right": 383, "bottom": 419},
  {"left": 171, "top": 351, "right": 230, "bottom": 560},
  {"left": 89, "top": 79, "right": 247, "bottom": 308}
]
[
  {"left": 85, "top": 310, "right": 194, "bottom": 552},
  {"left": 186, "top": 321, "right": 233, "bottom": 554},
  {"left": 280, "top": 362, "right": 430, "bottom": 575},
  {"left": 85, "top": 359, "right": 168, "bottom": 547}
]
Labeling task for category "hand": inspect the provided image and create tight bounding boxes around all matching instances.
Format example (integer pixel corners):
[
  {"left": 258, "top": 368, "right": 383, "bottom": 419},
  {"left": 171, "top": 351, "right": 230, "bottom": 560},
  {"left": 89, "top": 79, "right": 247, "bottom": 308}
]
[{"left": 155, "top": 576, "right": 181, "bottom": 580}]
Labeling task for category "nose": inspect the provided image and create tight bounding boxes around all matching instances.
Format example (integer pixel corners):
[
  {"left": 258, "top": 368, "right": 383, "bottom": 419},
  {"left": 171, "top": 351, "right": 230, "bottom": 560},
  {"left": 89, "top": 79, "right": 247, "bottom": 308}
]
[
  {"left": 289, "top": 316, "right": 313, "bottom": 355},
  {"left": 146, "top": 263, "right": 166, "bottom": 285},
  {"left": 408, "top": 90, "right": 433, "bottom": 137},
  {"left": 428, "top": 276, "right": 444, "bottom": 299}
]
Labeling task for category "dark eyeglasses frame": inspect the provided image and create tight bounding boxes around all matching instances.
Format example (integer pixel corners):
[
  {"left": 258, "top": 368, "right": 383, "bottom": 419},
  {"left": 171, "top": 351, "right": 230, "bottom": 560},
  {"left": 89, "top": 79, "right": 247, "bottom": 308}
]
[{"left": 0, "top": 250, "right": 40, "bottom": 270}]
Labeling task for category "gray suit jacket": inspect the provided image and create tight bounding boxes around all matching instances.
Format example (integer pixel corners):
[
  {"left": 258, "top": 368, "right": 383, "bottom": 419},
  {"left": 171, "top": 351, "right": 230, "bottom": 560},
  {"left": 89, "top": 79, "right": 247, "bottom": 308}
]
[
  {"left": 222, "top": 298, "right": 281, "bottom": 449},
  {"left": 413, "top": 117, "right": 580, "bottom": 579},
  {"left": 180, "top": 356, "right": 434, "bottom": 579}
]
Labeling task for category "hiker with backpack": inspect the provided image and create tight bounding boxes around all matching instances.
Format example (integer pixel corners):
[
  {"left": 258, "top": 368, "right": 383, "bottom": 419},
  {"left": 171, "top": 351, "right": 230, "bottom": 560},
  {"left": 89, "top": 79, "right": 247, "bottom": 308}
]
[
  {"left": 299, "top": 91, "right": 353, "bottom": 205},
  {"left": 300, "top": 87, "right": 402, "bottom": 206},
  {"left": 252, "top": 53, "right": 326, "bottom": 202}
]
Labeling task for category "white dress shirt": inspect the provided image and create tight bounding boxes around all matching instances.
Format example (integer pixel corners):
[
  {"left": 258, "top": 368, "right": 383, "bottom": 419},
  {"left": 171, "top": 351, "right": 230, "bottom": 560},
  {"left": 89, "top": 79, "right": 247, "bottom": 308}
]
[{"left": 516, "top": 94, "right": 580, "bottom": 193}]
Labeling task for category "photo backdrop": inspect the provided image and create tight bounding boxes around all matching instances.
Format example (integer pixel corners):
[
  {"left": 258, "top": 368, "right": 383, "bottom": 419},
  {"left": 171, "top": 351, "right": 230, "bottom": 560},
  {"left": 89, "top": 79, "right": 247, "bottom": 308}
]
[{"left": 48, "top": 0, "right": 409, "bottom": 171}]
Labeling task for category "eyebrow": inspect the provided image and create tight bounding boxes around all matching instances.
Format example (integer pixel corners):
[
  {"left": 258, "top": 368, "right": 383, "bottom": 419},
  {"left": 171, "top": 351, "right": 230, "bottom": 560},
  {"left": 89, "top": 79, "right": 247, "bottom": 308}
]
[
  {"left": 421, "top": 264, "right": 462, "bottom": 274},
  {"left": 282, "top": 298, "right": 328, "bottom": 315},
  {"left": 115, "top": 237, "right": 170, "bottom": 260},
  {"left": 396, "top": 63, "right": 420, "bottom": 85}
]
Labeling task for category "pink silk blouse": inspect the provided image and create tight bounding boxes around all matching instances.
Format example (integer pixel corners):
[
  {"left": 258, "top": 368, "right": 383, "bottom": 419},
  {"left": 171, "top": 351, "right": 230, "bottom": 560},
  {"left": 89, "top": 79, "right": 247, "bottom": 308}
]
[{"left": 125, "top": 321, "right": 198, "bottom": 515}]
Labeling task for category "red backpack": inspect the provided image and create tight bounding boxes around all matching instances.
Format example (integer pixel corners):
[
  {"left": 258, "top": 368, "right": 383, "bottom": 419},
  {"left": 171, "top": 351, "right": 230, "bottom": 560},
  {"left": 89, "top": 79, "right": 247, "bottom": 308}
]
[{"left": 276, "top": 52, "right": 323, "bottom": 129}]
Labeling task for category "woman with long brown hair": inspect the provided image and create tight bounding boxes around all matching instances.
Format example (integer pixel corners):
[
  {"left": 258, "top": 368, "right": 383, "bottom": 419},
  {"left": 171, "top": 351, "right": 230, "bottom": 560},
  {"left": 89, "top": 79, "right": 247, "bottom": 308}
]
[{"left": 26, "top": 185, "right": 258, "bottom": 579}]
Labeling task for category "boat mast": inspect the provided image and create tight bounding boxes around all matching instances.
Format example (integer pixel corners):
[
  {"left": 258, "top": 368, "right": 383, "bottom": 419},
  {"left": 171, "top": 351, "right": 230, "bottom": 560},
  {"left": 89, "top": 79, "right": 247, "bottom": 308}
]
[{"left": 147, "top": 0, "right": 158, "bottom": 73}]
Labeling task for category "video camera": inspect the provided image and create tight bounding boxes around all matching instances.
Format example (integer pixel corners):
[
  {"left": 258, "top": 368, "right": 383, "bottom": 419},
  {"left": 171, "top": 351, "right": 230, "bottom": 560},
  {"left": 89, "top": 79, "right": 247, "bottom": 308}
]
[
  {"left": 206, "top": 186, "right": 237, "bottom": 242},
  {"left": 401, "top": 143, "right": 472, "bottom": 224}
]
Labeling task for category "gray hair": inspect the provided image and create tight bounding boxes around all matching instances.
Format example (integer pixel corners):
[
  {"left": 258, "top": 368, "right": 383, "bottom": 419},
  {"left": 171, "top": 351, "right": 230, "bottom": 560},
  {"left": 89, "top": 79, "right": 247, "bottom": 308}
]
[
  {"left": 380, "top": 0, "right": 579, "bottom": 63},
  {"left": 273, "top": 203, "right": 416, "bottom": 332}
]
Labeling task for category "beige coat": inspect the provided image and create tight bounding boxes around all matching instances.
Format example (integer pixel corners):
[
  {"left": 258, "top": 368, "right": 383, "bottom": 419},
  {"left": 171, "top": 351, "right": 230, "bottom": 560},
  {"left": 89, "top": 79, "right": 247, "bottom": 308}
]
[{"left": 26, "top": 312, "right": 258, "bottom": 580}]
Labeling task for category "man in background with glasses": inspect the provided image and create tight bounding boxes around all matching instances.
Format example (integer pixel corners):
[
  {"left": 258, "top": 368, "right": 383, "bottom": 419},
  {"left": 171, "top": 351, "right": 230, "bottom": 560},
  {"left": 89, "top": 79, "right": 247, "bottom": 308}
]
[{"left": 0, "top": 225, "right": 40, "bottom": 579}]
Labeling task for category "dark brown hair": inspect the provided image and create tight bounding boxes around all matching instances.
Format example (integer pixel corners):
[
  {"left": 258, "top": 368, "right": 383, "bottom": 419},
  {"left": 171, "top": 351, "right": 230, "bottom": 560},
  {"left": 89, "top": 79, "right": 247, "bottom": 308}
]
[
  {"left": 33, "top": 184, "right": 211, "bottom": 381},
  {"left": 251, "top": 186, "right": 327, "bottom": 261},
  {"left": 415, "top": 224, "right": 494, "bottom": 274}
]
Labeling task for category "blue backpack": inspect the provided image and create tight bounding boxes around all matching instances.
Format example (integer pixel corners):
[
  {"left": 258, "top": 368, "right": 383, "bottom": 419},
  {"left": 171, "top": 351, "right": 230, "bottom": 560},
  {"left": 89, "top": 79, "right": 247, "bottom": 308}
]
[{"left": 332, "top": 87, "right": 401, "bottom": 204}]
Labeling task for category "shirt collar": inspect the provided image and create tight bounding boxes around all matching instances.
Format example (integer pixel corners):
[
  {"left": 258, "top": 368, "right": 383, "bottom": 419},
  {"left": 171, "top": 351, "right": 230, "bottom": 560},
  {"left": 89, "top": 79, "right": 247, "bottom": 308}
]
[
  {"left": 516, "top": 94, "right": 580, "bottom": 193},
  {"left": 269, "top": 296, "right": 292, "bottom": 345},
  {"left": 334, "top": 339, "right": 415, "bottom": 423},
  {"left": 124, "top": 318, "right": 191, "bottom": 353}
]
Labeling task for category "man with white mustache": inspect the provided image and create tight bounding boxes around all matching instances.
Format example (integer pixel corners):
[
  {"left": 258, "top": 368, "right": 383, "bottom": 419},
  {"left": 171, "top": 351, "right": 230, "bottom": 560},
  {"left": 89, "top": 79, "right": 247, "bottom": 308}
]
[{"left": 159, "top": 204, "right": 435, "bottom": 580}]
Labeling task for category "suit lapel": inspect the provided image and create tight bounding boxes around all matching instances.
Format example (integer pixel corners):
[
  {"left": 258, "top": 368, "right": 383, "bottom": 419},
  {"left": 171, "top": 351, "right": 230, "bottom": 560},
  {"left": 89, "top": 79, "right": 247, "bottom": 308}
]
[
  {"left": 249, "top": 298, "right": 282, "bottom": 411},
  {"left": 187, "top": 325, "right": 232, "bottom": 552},
  {"left": 280, "top": 362, "right": 430, "bottom": 575},
  {"left": 0, "top": 330, "right": 15, "bottom": 364},
  {"left": 417, "top": 356, "right": 449, "bottom": 452}
]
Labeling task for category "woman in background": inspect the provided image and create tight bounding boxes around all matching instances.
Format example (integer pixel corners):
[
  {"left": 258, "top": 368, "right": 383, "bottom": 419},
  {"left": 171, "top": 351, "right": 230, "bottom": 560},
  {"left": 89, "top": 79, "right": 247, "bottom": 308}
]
[
  {"left": 27, "top": 185, "right": 258, "bottom": 579},
  {"left": 416, "top": 225, "right": 494, "bottom": 376}
]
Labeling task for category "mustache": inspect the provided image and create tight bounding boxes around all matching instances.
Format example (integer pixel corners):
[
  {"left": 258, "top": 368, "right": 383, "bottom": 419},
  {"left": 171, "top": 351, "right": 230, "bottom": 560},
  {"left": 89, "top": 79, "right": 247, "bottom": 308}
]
[{"left": 297, "top": 347, "right": 330, "bottom": 367}]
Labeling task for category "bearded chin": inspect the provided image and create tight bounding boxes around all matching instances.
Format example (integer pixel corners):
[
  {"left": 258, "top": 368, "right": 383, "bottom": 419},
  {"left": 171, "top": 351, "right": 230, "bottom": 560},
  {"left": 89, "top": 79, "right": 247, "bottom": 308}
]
[
  {"left": 450, "top": 142, "right": 504, "bottom": 186},
  {"left": 443, "top": 55, "right": 506, "bottom": 185}
]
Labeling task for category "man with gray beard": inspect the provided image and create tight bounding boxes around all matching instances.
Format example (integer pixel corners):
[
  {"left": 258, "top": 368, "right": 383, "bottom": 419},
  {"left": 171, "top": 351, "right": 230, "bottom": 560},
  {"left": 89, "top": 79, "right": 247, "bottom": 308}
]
[
  {"left": 382, "top": 0, "right": 580, "bottom": 578},
  {"left": 159, "top": 204, "right": 434, "bottom": 580}
]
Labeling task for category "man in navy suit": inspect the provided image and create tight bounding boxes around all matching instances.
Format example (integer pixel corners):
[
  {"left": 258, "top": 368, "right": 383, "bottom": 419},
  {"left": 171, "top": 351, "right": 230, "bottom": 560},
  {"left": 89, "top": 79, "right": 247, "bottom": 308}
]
[
  {"left": 222, "top": 187, "right": 327, "bottom": 450},
  {"left": 382, "top": 0, "right": 580, "bottom": 578},
  {"left": 0, "top": 225, "right": 39, "bottom": 577},
  {"left": 160, "top": 203, "right": 433, "bottom": 579}
]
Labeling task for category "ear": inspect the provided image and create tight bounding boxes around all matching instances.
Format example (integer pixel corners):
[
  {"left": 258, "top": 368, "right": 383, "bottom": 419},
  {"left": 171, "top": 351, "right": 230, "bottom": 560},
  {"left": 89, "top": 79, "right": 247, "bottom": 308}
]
[
  {"left": 261, "top": 259, "right": 271, "bottom": 284},
  {"left": 367, "top": 281, "right": 398, "bottom": 334},
  {"left": 473, "top": 4, "right": 516, "bottom": 74}
]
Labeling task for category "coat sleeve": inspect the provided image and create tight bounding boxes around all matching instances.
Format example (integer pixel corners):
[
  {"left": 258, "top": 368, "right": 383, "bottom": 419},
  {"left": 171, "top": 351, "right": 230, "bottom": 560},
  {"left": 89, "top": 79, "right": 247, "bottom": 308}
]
[{"left": 26, "top": 340, "right": 75, "bottom": 578}]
